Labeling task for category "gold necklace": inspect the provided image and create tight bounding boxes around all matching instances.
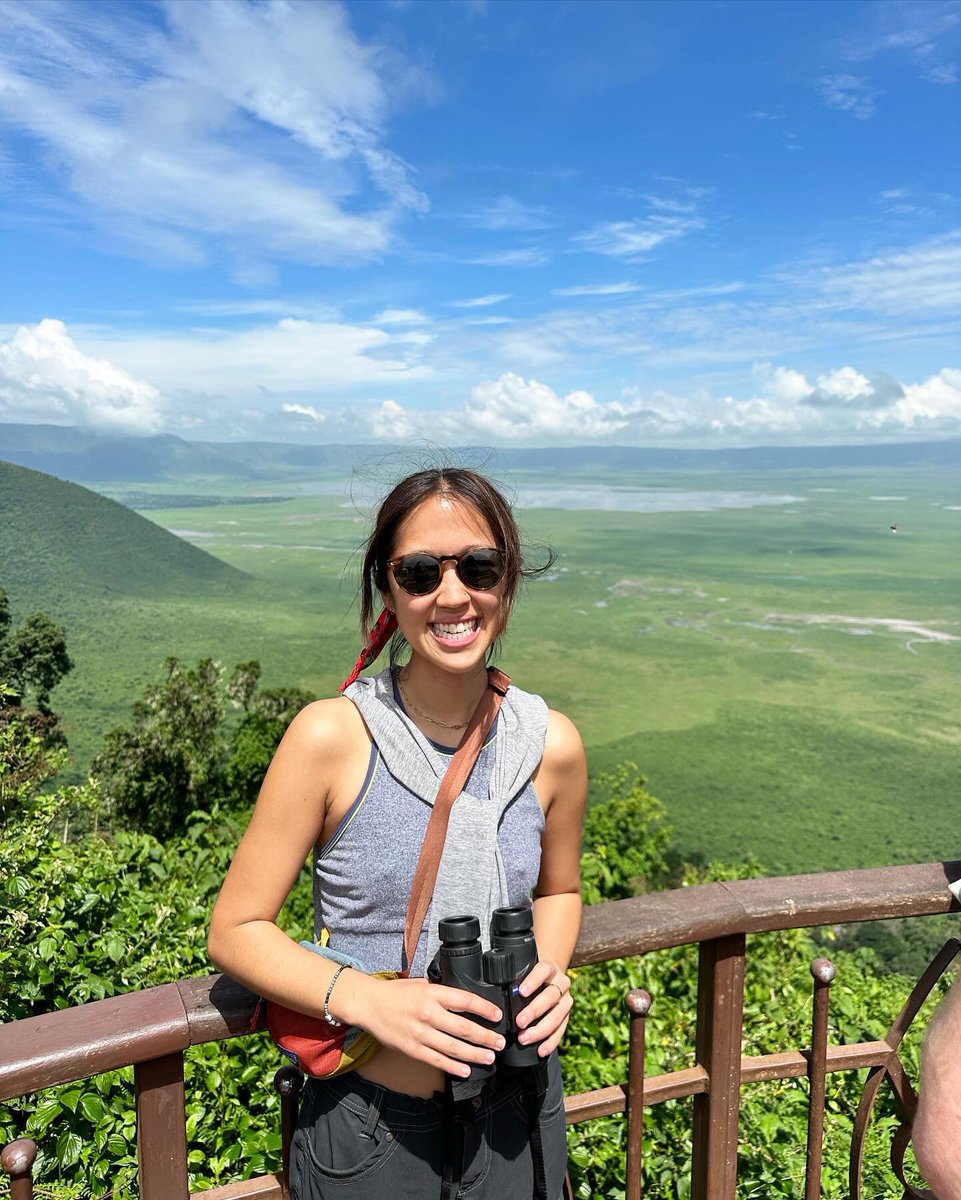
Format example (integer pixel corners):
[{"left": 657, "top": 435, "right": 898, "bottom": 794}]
[{"left": 397, "top": 676, "right": 471, "bottom": 730}]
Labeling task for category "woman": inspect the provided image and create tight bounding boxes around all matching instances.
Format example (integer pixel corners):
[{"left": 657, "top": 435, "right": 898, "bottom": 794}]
[{"left": 209, "top": 467, "right": 588, "bottom": 1199}]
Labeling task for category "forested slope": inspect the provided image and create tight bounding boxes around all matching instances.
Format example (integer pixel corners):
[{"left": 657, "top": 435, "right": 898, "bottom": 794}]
[{"left": 0, "top": 460, "right": 249, "bottom": 605}]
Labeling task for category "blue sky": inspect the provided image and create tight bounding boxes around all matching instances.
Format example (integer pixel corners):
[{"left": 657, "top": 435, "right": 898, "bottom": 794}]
[{"left": 0, "top": 0, "right": 959, "bottom": 446}]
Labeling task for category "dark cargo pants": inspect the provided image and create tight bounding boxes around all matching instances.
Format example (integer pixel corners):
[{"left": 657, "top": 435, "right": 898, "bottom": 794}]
[{"left": 290, "top": 1052, "right": 567, "bottom": 1200}]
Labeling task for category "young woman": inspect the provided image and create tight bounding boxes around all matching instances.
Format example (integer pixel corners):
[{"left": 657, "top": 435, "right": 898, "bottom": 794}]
[{"left": 209, "top": 467, "right": 588, "bottom": 1199}]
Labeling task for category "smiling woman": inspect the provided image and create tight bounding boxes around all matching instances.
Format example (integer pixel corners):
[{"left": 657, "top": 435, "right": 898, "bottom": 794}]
[{"left": 208, "top": 466, "right": 588, "bottom": 1200}]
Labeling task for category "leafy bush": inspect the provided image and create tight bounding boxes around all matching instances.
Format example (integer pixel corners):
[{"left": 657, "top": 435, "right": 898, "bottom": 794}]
[{"left": 92, "top": 658, "right": 314, "bottom": 839}]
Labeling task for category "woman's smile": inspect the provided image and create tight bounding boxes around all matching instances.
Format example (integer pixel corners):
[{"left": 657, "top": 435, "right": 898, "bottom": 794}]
[{"left": 429, "top": 616, "right": 481, "bottom": 646}]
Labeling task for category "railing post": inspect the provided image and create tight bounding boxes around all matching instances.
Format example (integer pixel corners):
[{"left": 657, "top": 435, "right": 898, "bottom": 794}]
[
  {"left": 135, "top": 1052, "right": 189, "bottom": 1200},
  {"left": 805, "top": 957, "right": 836, "bottom": 1200},
  {"left": 1, "top": 1139, "right": 37, "bottom": 1200},
  {"left": 274, "top": 1065, "right": 303, "bottom": 1199},
  {"left": 625, "top": 989, "right": 652, "bottom": 1200},
  {"left": 691, "top": 933, "right": 745, "bottom": 1200}
]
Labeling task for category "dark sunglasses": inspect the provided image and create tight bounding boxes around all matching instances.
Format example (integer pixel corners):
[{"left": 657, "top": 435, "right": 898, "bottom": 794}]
[{"left": 387, "top": 548, "right": 505, "bottom": 596}]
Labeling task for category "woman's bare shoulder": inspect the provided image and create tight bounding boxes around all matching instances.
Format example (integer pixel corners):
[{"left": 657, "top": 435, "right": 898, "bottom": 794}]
[
  {"left": 281, "top": 695, "right": 370, "bottom": 753},
  {"left": 542, "top": 708, "right": 586, "bottom": 772}
]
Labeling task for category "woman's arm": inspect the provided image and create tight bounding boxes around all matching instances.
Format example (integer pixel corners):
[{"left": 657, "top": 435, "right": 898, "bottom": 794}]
[
  {"left": 208, "top": 697, "right": 504, "bottom": 1078},
  {"left": 517, "top": 708, "right": 589, "bottom": 1055}
]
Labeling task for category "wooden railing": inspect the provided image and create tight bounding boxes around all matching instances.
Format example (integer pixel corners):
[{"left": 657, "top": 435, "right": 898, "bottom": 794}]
[{"left": 2, "top": 860, "right": 959, "bottom": 1199}]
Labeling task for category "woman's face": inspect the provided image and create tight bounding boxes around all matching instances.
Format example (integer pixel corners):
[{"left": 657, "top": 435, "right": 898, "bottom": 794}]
[{"left": 384, "top": 494, "right": 507, "bottom": 678}]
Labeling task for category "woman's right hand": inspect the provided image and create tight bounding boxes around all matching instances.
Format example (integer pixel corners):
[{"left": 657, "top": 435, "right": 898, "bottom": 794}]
[{"left": 336, "top": 973, "right": 506, "bottom": 1078}]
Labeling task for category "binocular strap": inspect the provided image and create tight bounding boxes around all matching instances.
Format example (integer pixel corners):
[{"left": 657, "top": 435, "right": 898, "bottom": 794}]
[{"left": 439, "top": 1070, "right": 549, "bottom": 1200}]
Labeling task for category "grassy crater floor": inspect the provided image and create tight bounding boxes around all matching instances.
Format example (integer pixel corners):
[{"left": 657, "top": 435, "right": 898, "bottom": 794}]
[{"left": 9, "top": 463, "right": 959, "bottom": 874}]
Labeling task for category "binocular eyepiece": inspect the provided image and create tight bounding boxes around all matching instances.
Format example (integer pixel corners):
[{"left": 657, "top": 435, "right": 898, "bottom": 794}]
[{"left": 430, "top": 905, "right": 541, "bottom": 1081}]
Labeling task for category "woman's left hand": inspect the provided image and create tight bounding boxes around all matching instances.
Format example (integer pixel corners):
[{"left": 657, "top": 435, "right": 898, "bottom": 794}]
[{"left": 514, "top": 960, "right": 573, "bottom": 1056}]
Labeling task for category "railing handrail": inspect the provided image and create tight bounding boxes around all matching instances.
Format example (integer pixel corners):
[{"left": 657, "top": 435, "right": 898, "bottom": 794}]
[
  {"left": 575, "top": 857, "right": 961, "bottom": 965},
  {"left": 3, "top": 859, "right": 958, "bottom": 1103}
]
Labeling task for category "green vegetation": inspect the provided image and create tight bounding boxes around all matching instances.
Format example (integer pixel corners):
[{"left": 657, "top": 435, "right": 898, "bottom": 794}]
[
  {"left": 0, "top": 723, "right": 941, "bottom": 1198},
  {"left": 93, "top": 657, "right": 313, "bottom": 839}
]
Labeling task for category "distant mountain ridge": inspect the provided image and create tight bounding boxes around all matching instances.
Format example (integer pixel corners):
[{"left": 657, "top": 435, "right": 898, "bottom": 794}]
[{"left": 1, "top": 421, "right": 959, "bottom": 483}]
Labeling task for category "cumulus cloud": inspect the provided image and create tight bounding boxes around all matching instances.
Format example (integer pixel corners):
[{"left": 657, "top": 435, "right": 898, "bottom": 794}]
[
  {"left": 461, "top": 374, "right": 627, "bottom": 439},
  {"left": 0, "top": 315, "right": 433, "bottom": 438},
  {"left": 0, "top": 319, "right": 163, "bottom": 434},
  {"left": 755, "top": 363, "right": 815, "bottom": 405},
  {"left": 366, "top": 373, "right": 630, "bottom": 442},
  {"left": 374, "top": 364, "right": 961, "bottom": 446},
  {"left": 0, "top": 0, "right": 428, "bottom": 268},
  {"left": 702, "top": 364, "right": 960, "bottom": 440},
  {"left": 887, "top": 367, "right": 961, "bottom": 430}
]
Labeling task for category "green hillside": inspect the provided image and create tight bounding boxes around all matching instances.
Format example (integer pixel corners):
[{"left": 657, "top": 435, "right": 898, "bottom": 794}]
[
  {"left": 0, "top": 461, "right": 271, "bottom": 769},
  {"left": 0, "top": 460, "right": 248, "bottom": 601}
]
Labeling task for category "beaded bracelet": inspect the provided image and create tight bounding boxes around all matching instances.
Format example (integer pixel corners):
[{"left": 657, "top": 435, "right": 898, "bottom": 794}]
[{"left": 323, "top": 964, "right": 350, "bottom": 1027}]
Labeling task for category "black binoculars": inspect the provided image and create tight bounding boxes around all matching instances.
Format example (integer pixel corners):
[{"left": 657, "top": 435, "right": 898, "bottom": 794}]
[{"left": 429, "top": 904, "right": 541, "bottom": 1081}]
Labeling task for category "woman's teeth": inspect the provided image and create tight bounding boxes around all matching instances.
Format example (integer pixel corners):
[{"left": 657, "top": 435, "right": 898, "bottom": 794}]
[{"left": 431, "top": 619, "right": 479, "bottom": 641}]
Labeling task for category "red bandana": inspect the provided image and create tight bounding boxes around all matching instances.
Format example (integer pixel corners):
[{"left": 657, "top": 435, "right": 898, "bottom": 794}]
[{"left": 339, "top": 607, "right": 398, "bottom": 692}]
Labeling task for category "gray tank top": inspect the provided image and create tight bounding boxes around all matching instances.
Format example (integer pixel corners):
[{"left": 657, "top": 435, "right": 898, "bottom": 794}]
[{"left": 313, "top": 716, "right": 545, "bottom": 978}]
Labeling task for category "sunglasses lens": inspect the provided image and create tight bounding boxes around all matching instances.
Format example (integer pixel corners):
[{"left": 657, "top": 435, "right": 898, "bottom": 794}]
[
  {"left": 391, "top": 549, "right": 505, "bottom": 595},
  {"left": 460, "top": 549, "right": 504, "bottom": 590},
  {"left": 392, "top": 553, "right": 442, "bottom": 595}
]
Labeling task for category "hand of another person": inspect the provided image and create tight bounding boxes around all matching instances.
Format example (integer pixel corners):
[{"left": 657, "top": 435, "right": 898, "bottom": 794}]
[
  {"left": 514, "top": 959, "right": 573, "bottom": 1056},
  {"left": 350, "top": 975, "right": 506, "bottom": 1078}
]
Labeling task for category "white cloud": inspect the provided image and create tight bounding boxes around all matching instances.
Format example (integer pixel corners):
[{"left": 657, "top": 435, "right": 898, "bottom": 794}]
[
  {"left": 574, "top": 215, "right": 704, "bottom": 258},
  {"left": 642, "top": 194, "right": 699, "bottom": 215},
  {"left": 886, "top": 368, "right": 961, "bottom": 429},
  {"left": 0, "top": 319, "right": 163, "bottom": 434},
  {"left": 842, "top": 2, "right": 961, "bottom": 84},
  {"left": 0, "top": 0, "right": 427, "bottom": 267},
  {"left": 553, "top": 282, "right": 642, "bottom": 297},
  {"left": 85, "top": 317, "right": 434, "bottom": 402},
  {"left": 371, "top": 397, "right": 417, "bottom": 439},
  {"left": 468, "top": 196, "right": 553, "bottom": 230},
  {"left": 814, "top": 366, "right": 873, "bottom": 403},
  {"left": 817, "top": 73, "right": 879, "bottom": 119},
  {"left": 462, "top": 374, "right": 626, "bottom": 439},
  {"left": 692, "top": 365, "right": 960, "bottom": 440},
  {"left": 469, "top": 247, "right": 550, "bottom": 267},
  {"left": 367, "top": 373, "right": 629, "bottom": 442},
  {"left": 451, "top": 294, "right": 512, "bottom": 308},
  {"left": 811, "top": 232, "right": 961, "bottom": 313},
  {"left": 755, "top": 363, "right": 815, "bottom": 404},
  {"left": 282, "top": 403, "right": 325, "bottom": 422},
  {"left": 176, "top": 298, "right": 331, "bottom": 318},
  {"left": 373, "top": 308, "right": 430, "bottom": 326}
]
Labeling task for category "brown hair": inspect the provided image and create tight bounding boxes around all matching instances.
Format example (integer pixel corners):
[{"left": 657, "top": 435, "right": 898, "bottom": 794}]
[{"left": 359, "top": 467, "right": 552, "bottom": 661}]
